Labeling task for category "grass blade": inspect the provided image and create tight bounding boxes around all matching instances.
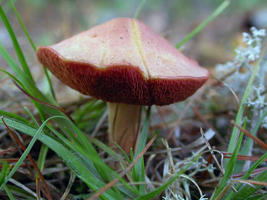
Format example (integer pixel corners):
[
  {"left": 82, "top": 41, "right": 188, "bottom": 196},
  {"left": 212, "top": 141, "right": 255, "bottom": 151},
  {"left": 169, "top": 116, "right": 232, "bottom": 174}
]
[
  {"left": 225, "top": 152, "right": 267, "bottom": 199},
  {"left": 225, "top": 51, "right": 262, "bottom": 168},
  {"left": 75, "top": 100, "right": 97, "bottom": 123},
  {"left": 0, "top": 4, "right": 34, "bottom": 82},
  {"left": 133, "top": 107, "right": 151, "bottom": 193},
  {"left": 0, "top": 162, "right": 11, "bottom": 185},
  {"left": 245, "top": 194, "right": 267, "bottom": 200},
  {"left": 37, "top": 144, "right": 48, "bottom": 174},
  {"left": 89, "top": 135, "right": 156, "bottom": 200},
  {"left": 231, "top": 170, "right": 267, "bottom": 199},
  {"left": 234, "top": 108, "right": 267, "bottom": 172},
  {"left": 7, "top": 0, "right": 36, "bottom": 51},
  {"left": 7, "top": 0, "right": 56, "bottom": 100},
  {"left": 86, "top": 136, "right": 141, "bottom": 196},
  {"left": 0, "top": 43, "right": 46, "bottom": 120},
  {"left": 1, "top": 117, "right": 52, "bottom": 199},
  {"left": 88, "top": 136, "right": 120, "bottom": 159},
  {"left": 115, "top": 142, "right": 131, "bottom": 164},
  {"left": 0, "top": 118, "right": 44, "bottom": 190},
  {"left": 213, "top": 118, "right": 247, "bottom": 198},
  {"left": 0, "top": 42, "right": 77, "bottom": 134},
  {"left": 4, "top": 185, "right": 36, "bottom": 200},
  {"left": 133, "top": 0, "right": 149, "bottom": 19},
  {"left": 0, "top": 110, "right": 29, "bottom": 124},
  {"left": 0, "top": 117, "right": 121, "bottom": 199},
  {"left": 175, "top": 0, "right": 230, "bottom": 49},
  {"left": 4, "top": 185, "right": 14, "bottom": 200},
  {"left": 135, "top": 153, "right": 202, "bottom": 200}
]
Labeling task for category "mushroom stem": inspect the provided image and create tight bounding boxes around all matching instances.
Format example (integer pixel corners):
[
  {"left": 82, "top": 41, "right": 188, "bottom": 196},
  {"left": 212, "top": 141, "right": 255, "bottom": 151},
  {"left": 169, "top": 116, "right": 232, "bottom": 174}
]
[{"left": 108, "top": 102, "right": 141, "bottom": 154}]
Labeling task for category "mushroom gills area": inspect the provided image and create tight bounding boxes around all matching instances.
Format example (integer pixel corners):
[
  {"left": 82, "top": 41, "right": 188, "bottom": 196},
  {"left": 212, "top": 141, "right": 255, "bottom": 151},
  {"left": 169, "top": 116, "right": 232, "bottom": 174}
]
[{"left": 108, "top": 102, "right": 141, "bottom": 153}]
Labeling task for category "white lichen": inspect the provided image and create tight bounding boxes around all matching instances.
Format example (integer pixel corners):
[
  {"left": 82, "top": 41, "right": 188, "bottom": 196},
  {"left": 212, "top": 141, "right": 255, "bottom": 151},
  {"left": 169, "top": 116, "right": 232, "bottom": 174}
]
[{"left": 215, "top": 27, "right": 267, "bottom": 129}]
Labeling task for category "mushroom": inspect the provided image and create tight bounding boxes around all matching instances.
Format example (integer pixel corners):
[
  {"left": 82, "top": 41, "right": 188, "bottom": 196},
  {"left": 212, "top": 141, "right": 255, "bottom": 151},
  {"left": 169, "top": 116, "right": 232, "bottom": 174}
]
[{"left": 36, "top": 18, "right": 210, "bottom": 153}]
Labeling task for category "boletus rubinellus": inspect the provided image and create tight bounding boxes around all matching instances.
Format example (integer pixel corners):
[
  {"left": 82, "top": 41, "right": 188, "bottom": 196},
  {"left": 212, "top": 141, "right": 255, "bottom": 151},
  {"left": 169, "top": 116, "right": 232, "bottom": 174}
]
[{"left": 37, "top": 18, "right": 210, "bottom": 153}]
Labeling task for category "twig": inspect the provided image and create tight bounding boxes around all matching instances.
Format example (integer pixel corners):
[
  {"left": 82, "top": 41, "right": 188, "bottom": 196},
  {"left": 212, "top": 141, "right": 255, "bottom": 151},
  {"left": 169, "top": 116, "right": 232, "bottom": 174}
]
[
  {"left": 231, "top": 167, "right": 267, "bottom": 179},
  {"left": 222, "top": 152, "right": 267, "bottom": 162},
  {"left": 0, "top": 147, "right": 19, "bottom": 154},
  {"left": 231, "top": 120, "right": 267, "bottom": 150}
]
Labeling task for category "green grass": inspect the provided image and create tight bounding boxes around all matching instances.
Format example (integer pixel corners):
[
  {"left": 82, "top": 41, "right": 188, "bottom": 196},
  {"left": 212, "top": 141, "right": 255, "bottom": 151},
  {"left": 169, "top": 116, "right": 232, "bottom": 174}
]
[
  {"left": 1, "top": 0, "right": 267, "bottom": 199},
  {"left": 175, "top": 0, "right": 230, "bottom": 49}
]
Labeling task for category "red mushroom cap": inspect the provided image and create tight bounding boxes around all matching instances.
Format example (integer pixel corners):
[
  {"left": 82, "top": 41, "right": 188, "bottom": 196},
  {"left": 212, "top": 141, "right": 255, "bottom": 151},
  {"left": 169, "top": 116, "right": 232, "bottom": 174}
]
[{"left": 37, "top": 18, "right": 209, "bottom": 106}]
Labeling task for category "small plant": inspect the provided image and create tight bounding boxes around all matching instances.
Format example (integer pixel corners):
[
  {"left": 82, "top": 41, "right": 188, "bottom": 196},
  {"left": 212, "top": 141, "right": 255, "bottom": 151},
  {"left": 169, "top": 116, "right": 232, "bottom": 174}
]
[{"left": 212, "top": 26, "right": 267, "bottom": 199}]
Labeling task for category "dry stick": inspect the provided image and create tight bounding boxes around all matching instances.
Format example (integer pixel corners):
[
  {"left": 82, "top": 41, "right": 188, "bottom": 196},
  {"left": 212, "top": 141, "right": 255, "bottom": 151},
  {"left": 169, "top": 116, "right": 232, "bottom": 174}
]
[
  {"left": 1, "top": 158, "right": 24, "bottom": 162},
  {"left": 89, "top": 134, "right": 157, "bottom": 200},
  {"left": 2, "top": 117, "right": 52, "bottom": 200},
  {"left": 36, "top": 178, "right": 41, "bottom": 200},
  {"left": 12, "top": 80, "right": 75, "bottom": 124},
  {"left": 235, "top": 179, "right": 267, "bottom": 187},
  {"left": 231, "top": 181, "right": 267, "bottom": 200},
  {"left": 222, "top": 152, "right": 267, "bottom": 162},
  {"left": 214, "top": 183, "right": 231, "bottom": 200},
  {"left": 230, "top": 120, "right": 267, "bottom": 150},
  {"left": 200, "top": 128, "right": 237, "bottom": 193},
  {"left": 0, "top": 163, "right": 33, "bottom": 169},
  {"left": 0, "top": 147, "right": 19, "bottom": 154},
  {"left": 231, "top": 167, "right": 267, "bottom": 179},
  {"left": 223, "top": 155, "right": 267, "bottom": 161}
]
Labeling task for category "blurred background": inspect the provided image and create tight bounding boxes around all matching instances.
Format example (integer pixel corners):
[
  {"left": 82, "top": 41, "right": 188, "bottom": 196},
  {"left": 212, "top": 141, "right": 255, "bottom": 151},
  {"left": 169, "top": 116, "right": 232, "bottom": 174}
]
[
  {"left": 2, "top": 0, "right": 266, "bottom": 63},
  {"left": 1, "top": 0, "right": 267, "bottom": 72}
]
